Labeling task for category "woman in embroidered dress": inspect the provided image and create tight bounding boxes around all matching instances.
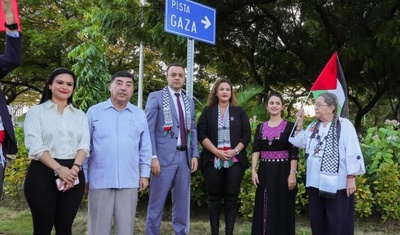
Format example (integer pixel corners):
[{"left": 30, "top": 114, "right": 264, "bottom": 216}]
[
  {"left": 289, "top": 92, "right": 365, "bottom": 235},
  {"left": 197, "top": 78, "right": 251, "bottom": 235},
  {"left": 250, "top": 92, "right": 298, "bottom": 235},
  {"left": 23, "top": 68, "right": 90, "bottom": 235}
]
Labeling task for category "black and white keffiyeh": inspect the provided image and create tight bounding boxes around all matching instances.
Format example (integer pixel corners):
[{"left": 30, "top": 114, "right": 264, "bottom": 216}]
[
  {"left": 320, "top": 122, "right": 339, "bottom": 174},
  {"left": 311, "top": 118, "right": 341, "bottom": 198},
  {"left": 162, "top": 87, "right": 173, "bottom": 128},
  {"left": 162, "top": 86, "right": 192, "bottom": 144},
  {"left": 214, "top": 104, "right": 232, "bottom": 169}
]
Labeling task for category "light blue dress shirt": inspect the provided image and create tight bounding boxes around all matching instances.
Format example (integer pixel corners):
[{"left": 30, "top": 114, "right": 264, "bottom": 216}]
[
  {"left": 84, "top": 99, "right": 152, "bottom": 189},
  {"left": 6, "top": 31, "right": 19, "bottom": 37}
]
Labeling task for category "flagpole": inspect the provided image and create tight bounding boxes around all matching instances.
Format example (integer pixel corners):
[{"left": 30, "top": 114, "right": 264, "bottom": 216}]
[{"left": 290, "top": 91, "right": 312, "bottom": 136}]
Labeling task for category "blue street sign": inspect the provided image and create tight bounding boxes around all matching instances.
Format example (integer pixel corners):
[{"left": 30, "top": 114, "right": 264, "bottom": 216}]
[{"left": 165, "top": 0, "right": 216, "bottom": 45}]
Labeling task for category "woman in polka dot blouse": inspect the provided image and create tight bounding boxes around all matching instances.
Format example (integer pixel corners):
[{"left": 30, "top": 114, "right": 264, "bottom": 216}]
[{"left": 23, "top": 68, "right": 90, "bottom": 235}]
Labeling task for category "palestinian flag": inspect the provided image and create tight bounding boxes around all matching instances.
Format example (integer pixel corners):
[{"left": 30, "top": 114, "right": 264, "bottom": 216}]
[{"left": 311, "top": 52, "right": 349, "bottom": 118}]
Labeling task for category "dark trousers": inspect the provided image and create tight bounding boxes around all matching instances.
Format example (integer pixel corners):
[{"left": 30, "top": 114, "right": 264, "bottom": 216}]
[
  {"left": 0, "top": 157, "right": 5, "bottom": 202},
  {"left": 24, "top": 159, "right": 85, "bottom": 235},
  {"left": 202, "top": 162, "right": 245, "bottom": 235},
  {"left": 307, "top": 187, "right": 355, "bottom": 235}
]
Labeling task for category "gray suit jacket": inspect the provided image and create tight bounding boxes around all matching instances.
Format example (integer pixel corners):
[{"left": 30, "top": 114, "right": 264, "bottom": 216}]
[{"left": 145, "top": 87, "right": 199, "bottom": 166}]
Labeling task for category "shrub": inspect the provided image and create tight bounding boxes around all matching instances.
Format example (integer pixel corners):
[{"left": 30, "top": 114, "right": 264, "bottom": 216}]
[
  {"left": 358, "top": 120, "right": 400, "bottom": 221},
  {"left": 373, "top": 163, "right": 400, "bottom": 221},
  {"left": 354, "top": 175, "right": 373, "bottom": 218},
  {"left": 190, "top": 170, "right": 207, "bottom": 207},
  {"left": 239, "top": 168, "right": 256, "bottom": 220},
  {"left": 4, "top": 127, "right": 30, "bottom": 205},
  {"left": 294, "top": 156, "right": 307, "bottom": 216}
]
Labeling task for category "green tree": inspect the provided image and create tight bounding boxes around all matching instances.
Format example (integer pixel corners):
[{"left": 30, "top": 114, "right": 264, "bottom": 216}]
[
  {"left": 4, "top": 0, "right": 400, "bottom": 131},
  {"left": 1, "top": 0, "right": 95, "bottom": 106},
  {"left": 143, "top": 0, "right": 400, "bottom": 131}
]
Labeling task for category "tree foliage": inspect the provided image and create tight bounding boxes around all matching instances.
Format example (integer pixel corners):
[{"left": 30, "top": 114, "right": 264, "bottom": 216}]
[
  {"left": 1, "top": 0, "right": 93, "bottom": 105},
  {"left": 1, "top": 0, "right": 398, "bottom": 129},
  {"left": 143, "top": 0, "right": 400, "bottom": 130}
]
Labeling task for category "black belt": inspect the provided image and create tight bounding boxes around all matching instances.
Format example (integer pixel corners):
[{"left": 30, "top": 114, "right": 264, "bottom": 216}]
[{"left": 176, "top": 146, "right": 187, "bottom": 151}]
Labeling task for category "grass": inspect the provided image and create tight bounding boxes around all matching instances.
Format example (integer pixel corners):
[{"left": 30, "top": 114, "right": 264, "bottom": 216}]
[{"left": 1, "top": 200, "right": 399, "bottom": 235}]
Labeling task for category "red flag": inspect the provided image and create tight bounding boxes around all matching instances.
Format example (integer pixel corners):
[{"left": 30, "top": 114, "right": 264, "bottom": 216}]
[
  {"left": 311, "top": 52, "right": 349, "bottom": 118},
  {"left": 0, "top": 0, "right": 21, "bottom": 32},
  {"left": 311, "top": 54, "right": 338, "bottom": 91}
]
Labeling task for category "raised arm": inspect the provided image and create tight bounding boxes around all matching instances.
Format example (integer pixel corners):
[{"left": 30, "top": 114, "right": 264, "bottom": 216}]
[{"left": 0, "top": 0, "right": 21, "bottom": 78}]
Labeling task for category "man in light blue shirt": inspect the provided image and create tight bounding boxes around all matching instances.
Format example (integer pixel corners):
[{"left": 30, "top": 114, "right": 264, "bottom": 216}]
[{"left": 84, "top": 71, "right": 152, "bottom": 235}]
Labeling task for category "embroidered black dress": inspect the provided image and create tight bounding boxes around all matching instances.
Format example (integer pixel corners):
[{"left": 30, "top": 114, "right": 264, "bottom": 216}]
[{"left": 251, "top": 121, "right": 298, "bottom": 235}]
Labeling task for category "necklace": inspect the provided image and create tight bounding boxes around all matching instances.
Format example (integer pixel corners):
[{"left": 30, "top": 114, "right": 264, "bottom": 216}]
[
  {"left": 262, "top": 121, "right": 286, "bottom": 145},
  {"left": 313, "top": 130, "right": 327, "bottom": 154}
]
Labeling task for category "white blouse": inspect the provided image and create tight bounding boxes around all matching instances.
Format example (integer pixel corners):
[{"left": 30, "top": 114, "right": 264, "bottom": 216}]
[
  {"left": 24, "top": 100, "right": 90, "bottom": 160},
  {"left": 289, "top": 117, "right": 365, "bottom": 190}
]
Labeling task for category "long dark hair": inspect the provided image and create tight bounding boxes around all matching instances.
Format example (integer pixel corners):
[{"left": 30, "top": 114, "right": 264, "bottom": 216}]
[
  {"left": 265, "top": 92, "right": 284, "bottom": 105},
  {"left": 265, "top": 92, "right": 285, "bottom": 116},
  {"left": 39, "top": 68, "right": 77, "bottom": 104}
]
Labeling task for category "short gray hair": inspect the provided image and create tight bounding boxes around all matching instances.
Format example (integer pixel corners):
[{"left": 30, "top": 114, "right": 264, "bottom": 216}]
[{"left": 319, "top": 93, "right": 338, "bottom": 114}]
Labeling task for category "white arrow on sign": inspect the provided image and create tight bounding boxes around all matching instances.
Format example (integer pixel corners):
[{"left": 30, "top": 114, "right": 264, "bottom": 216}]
[{"left": 201, "top": 16, "right": 211, "bottom": 29}]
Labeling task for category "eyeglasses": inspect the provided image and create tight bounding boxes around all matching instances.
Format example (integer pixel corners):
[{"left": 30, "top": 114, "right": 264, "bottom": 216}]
[{"left": 314, "top": 103, "right": 329, "bottom": 108}]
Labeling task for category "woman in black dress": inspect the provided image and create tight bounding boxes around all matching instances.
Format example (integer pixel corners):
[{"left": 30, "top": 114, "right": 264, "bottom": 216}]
[{"left": 251, "top": 92, "right": 298, "bottom": 235}]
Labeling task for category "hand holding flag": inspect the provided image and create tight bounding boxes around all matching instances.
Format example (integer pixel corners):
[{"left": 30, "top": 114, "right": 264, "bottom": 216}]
[{"left": 291, "top": 52, "right": 349, "bottom": 136}]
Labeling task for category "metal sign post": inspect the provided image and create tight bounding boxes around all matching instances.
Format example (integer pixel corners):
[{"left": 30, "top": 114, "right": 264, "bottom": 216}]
[
  {"left": 185, "top": 38, "right": 194, "bottom": 234},
  {"left": 164, "top": 0, "right": 217, "bottom": 233},
  {"left": 186, "top": 38, "right": 195, "bottom": 98},
  {"left": 138, "top": 0, "right": 146, "bottom": 108}
]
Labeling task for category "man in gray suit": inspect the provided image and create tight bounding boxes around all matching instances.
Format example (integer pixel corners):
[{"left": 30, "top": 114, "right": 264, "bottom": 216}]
[{"left": 145, "top": 63, "right": 199, "bottom": 235}]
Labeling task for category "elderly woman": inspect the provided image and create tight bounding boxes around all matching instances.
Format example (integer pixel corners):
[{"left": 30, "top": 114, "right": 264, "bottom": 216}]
[{"left": 289, "top": 92, "right": 365, "bottom": 235}]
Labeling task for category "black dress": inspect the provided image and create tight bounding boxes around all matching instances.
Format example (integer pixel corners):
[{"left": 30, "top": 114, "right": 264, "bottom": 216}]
[{"left": 251, "top": 121, "right": 298, "bottom": 235}]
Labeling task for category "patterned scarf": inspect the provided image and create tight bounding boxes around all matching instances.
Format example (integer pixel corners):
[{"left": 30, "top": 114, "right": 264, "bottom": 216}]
[
  {"left": 162, "top": 86, "right": 192, "bottom": 145},
  {"left": 311, "top": 118, "right": 341, "bottom": 198},
  {"left": 214, "top": 104, "right": 232, "bottom": 169}
]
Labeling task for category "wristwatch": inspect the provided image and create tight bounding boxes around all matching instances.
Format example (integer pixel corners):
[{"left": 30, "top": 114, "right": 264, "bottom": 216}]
[
  {"left": 4, "top": 23, "right": 18, "bottom": 31},
  {"left": 73, "top": 163, "right": 82, "bottom": 171}
]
